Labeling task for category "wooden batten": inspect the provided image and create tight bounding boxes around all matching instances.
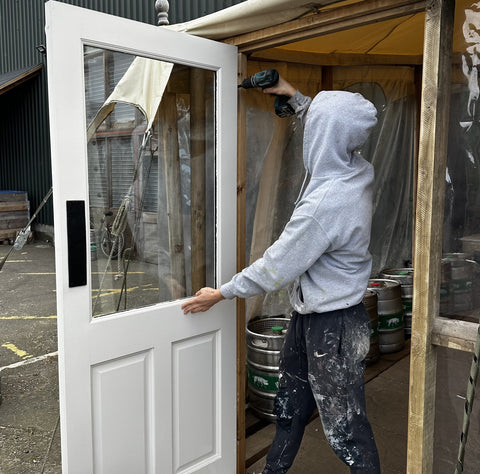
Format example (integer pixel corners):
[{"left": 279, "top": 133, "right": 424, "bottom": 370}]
[
  {"left": 407, "top": 0, "right": 455, "bottom": 472},
  {"left": 236, "top": 53, "right": 248, "bottom": 474},
  {"left": 251, "top": 49, "right": 424, "bottom": 67},
  {"left": 223, "top": 0, "right": 426, "bottom": 53},
  {"left": 432, "top": 317, "right": 479, "bottom": 353}
]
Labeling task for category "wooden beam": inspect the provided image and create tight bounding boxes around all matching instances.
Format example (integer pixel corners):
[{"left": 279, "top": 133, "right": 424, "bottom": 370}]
[
  {"left": 159, "top": 92, "right": 186, "bottom": 299},
  {"left": 251, "top": 49, "right": 424, "bottom": 66},
  {"left": 407, "top": 0, "right": 455, "bottom": 472},
  {"left": 236, "top": 52, "right": 248, "bottom": 474},
  {"left": 223, "top": 0, "right": 426, "bottom": 53},
  {"left": 432, "top": 317, "right": 479, "bottom": 353},
  {"left": 190, "top": 69, "right": 207, "bottom": 292}
]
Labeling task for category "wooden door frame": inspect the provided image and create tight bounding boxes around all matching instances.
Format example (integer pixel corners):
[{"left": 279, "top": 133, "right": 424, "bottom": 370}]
[
  {"left": 236, "top": 52, "right": 248, "bottom": 474},
  {"left": 227, "top": 0, "right": 478, "bottom": 472}
]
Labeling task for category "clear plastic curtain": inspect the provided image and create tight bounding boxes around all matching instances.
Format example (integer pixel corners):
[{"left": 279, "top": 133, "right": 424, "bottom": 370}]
[
  {"left": 335, "top": 68, "right": 417, "bottom": 276},
  {"left": 444, "top": 83, "right": 480, "bottom": 254}
]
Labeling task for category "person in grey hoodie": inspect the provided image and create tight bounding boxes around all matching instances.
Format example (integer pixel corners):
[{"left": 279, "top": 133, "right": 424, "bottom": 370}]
[{"left": 181, "top": 76, "right": 381, "bottom": 474}]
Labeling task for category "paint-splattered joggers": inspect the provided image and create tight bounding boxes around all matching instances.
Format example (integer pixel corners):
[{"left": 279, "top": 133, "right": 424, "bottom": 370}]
[{"left": 262, "top": 303, "right": 381, "bottom": 474}]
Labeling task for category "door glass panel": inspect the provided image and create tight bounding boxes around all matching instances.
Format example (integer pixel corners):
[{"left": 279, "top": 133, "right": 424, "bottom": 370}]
[{"left": 84, "top": 46, "right": 216, "bottom": 317}]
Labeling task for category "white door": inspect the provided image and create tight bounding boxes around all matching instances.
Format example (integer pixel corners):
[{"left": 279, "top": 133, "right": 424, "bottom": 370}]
[{"left": 45, "top": 2, "right": 237, "bottom": 473}]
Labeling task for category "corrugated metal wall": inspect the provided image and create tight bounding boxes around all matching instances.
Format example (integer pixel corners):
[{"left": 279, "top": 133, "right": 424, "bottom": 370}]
[
  {"left": 0, "top": 0, "right": 51, "bottom": 225},
  {"left": 0, "top": 0, "right": 245, "bottom": 227},
  {"left": 169, "top": 0, "right": 245, "bottom": 23}
]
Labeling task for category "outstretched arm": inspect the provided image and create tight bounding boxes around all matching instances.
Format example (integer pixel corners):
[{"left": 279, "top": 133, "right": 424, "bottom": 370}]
[{"left": 181, "top": 287, "right": 225, "bottom": 314}]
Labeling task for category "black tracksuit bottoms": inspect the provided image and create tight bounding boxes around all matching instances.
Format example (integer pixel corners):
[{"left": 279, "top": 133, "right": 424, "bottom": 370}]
[{"left": 262, "top": 303, "right": 381, "bottom": 474}]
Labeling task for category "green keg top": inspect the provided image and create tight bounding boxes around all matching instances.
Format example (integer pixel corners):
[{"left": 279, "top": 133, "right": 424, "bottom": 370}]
[{"left": 271, "top": 326, "right": 284, "bottom": 332}]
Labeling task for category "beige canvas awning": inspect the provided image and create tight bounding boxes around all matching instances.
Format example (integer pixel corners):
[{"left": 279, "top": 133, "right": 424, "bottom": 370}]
[
  {"left": 166, "top": 0, "right": 472, "bottom": 58},
  {"left": 86, "top": 56, "right": 173, "bottom": 140},
  {"left": 166, "top": 0, "right": 342, "bottom": 40},
  {"left": 87, "top": 0, "right": 476, "bottom": 140}
]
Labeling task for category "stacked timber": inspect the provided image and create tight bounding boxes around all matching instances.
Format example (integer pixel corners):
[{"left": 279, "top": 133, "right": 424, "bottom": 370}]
[{"left": 0, "top": 191, "right": 29, "bottom": 243}]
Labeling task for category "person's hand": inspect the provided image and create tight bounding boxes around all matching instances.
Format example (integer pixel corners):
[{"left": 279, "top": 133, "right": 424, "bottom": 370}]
[
  {"left": 263, "top": 75, "right": 297, "bottom": 98},
  {"left": 181, "top": 287, "right": 225, "bottom": 314}
]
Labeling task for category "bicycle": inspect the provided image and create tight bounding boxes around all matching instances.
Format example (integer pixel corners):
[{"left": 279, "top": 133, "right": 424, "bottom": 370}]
[{"left": 99, "top": 211, "right": 125, "bottom": 259}]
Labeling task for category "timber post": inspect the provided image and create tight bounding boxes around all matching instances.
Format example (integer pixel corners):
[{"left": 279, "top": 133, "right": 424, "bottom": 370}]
[{"left": 407, "top": 0, "right": 455, "bottom": 472}]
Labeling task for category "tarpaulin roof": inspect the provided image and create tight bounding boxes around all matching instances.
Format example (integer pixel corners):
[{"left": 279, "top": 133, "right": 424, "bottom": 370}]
[
  {"left": 89, "top": 0, "right": 476, "bottom": 139},
  {"left": 166, "top": 0, "right": 473, "bottom": 57},
  {"left": 270, "top": 0, "right": 472, "bottom": 58},
  {"left": 166, "top": 0, "right": 342, "bottom": 40}
]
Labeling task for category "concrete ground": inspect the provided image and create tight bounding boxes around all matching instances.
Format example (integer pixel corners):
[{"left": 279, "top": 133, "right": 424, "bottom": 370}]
[
  {"left": 0, "top": 242, "right": 60, "bottom": 473},
  {"left": 1, "top": 242, "right": 479, "bottom": 473}
]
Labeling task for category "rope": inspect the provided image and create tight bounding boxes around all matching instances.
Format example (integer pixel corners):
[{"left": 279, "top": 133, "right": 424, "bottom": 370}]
[
  {"left": 115, "top": 142, "right": 155, "bottom": 312},
  {"left": 455, "top": 321, "right": 480, "bottom": 473},
  {"left": 111, "top": 187, "right": 131, "bottom": 278},
  {"left": 92, "top": 234, "right": 121, "bottom": 315},
  {"left": 94, "top": 130, "right": 154, "bottom": 315}
]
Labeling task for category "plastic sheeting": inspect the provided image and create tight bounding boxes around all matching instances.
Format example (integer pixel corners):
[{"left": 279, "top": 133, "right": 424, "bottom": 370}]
[{"left": 334, "top": 67, "right": 416, "bottom": 276}]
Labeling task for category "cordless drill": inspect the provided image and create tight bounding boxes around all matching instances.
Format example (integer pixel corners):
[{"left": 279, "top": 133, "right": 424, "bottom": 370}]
[{"left": 238, "top": 69, "right": 295, "bottom": 118}]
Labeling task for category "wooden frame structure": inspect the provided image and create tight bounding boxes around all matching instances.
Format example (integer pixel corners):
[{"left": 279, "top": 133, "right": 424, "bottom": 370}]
[{"left": 225, "top": 0, "right": 477, "bottom": 472}]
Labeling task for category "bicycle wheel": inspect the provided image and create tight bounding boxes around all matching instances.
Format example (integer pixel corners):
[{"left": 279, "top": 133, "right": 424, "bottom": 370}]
[{"left": 100, "top": 230, "right": 124, "bottom": 259}]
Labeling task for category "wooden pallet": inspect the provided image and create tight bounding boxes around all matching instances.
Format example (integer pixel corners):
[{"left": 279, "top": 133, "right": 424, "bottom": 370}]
[{"left": 0, "top": 191, "right": 29, "bottom": 244}]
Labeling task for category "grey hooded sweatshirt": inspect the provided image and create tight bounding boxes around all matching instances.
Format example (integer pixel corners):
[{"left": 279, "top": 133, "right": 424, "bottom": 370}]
[{"left": 220, "top": 90, "right": 378, "bottom": 314}]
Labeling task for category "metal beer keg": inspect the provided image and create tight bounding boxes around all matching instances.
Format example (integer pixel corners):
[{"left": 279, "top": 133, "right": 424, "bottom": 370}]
[{"left": 368, "top": 279, "right": 405, "bottom": 353}]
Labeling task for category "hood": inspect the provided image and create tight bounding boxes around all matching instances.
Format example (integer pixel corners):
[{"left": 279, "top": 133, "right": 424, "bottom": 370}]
[{"left": 303, "top": 90, "right": 377, "bottom": 178}]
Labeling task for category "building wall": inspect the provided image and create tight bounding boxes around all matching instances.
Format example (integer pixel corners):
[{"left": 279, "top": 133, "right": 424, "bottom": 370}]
[
  {"left": 169, "top": 0, "right": 245, "bottom": 23},
  {"left": 0, "top": 0, "right": 246, "bottom": 226}
]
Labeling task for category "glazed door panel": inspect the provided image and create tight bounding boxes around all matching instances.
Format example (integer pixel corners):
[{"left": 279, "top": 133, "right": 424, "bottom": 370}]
[{"left": 46, "top": 2, "right": 237, "bottom": 472}]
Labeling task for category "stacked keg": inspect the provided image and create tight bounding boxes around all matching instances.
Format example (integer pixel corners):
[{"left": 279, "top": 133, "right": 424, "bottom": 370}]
[
  {"left": 246, "top": 316, "right": 290, "bottom": 421},
  {"left": 363, "top": 289, "right": 380, "bottom": 365},
  {"left": 442, "top": 253, "right": 474, "bottom": 314},
  {"left": 368, "top": 279, "right": 405, "bottom": 353},
  {"left": 380, "top": 268, "right": 413, "bottom": 338}
]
